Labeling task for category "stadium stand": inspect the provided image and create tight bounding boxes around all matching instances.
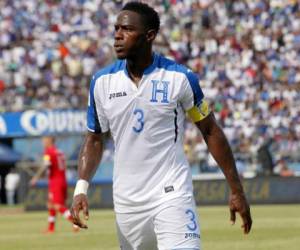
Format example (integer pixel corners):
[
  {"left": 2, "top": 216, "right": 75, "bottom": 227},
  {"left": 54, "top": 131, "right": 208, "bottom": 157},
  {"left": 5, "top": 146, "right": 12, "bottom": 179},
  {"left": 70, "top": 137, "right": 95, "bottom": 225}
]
[{"left": 0, "top": 0, "right": 299, "bottom": 178}]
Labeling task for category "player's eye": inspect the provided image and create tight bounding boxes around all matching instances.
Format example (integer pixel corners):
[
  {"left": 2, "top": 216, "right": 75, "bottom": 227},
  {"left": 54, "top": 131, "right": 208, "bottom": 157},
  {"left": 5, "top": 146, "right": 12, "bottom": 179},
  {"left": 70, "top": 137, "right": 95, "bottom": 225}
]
[{"left": 124, "top": 26, "right": 134, "bottom": 31}]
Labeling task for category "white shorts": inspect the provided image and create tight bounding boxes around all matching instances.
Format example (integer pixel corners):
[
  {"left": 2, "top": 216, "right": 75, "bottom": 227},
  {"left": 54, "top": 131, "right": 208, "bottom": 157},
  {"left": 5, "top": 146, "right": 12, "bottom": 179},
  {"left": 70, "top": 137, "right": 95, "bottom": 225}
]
[{"left": 116, "top": 196, "right": 201, "bottom": 250}]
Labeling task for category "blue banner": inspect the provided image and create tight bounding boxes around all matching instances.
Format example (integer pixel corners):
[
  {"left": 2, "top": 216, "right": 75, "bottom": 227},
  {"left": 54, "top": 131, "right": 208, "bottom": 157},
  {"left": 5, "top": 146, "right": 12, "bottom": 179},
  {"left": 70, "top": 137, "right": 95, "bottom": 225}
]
[
  {"left": 0, "top": 109, "right": 86, "bottom": 138},
  {"left": 24, "top": 176, "right": 300, "bottom": 210}
]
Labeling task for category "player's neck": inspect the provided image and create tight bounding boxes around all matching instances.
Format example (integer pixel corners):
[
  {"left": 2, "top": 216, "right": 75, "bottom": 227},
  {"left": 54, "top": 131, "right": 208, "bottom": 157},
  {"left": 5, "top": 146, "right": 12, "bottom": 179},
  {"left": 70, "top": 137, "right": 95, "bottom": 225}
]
[{"left": 126, "top": 51, "right": 153, "bottom": 84}]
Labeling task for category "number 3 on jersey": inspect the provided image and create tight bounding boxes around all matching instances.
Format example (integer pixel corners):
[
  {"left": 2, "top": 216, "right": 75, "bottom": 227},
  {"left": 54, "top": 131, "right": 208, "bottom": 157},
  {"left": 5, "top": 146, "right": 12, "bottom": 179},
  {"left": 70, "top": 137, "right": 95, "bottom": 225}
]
[
  {"left": 133, "top": 108, "right": 144, "bottom": 133},
  {"left": 186, "top": 209, "right": 197, "bottom": 231}
]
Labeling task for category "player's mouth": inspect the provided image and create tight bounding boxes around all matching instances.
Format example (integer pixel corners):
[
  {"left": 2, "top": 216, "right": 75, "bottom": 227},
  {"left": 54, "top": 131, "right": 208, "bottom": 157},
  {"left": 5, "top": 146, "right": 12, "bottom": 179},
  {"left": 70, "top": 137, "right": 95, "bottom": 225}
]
[{"left": 114, "top": 44, "right": 124, "bottom": 52}]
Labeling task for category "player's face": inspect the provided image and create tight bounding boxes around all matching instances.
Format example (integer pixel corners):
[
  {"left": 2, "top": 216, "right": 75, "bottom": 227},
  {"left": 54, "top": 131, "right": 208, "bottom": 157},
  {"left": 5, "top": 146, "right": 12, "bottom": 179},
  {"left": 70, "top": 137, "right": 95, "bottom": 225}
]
[
  {"left": 42, "top": 137, "right": 54, "bottom": 148},
  {"left": 114, "top": 11, "right": 147, "bottom": 59}
]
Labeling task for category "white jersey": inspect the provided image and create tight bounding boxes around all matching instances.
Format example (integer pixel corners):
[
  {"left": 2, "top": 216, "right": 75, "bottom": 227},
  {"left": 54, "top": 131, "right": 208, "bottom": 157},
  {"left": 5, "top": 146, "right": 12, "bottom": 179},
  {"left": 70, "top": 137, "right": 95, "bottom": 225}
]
[{"left": 87, "top": 53, "right": 205, "bottom": 213}]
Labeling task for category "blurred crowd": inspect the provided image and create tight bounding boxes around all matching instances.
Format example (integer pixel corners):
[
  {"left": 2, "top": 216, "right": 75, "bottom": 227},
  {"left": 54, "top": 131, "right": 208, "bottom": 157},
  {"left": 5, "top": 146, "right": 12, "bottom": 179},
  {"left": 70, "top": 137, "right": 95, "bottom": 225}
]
[{"left": 0, "top": 0, "right": 299, "bottom": 175}]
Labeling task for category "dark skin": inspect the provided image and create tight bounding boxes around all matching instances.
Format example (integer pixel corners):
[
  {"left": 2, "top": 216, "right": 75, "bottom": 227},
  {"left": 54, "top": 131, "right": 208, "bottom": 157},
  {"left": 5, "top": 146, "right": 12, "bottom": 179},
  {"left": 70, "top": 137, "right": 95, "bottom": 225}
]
[
  {"left": 196, "top": 113, "right": 252, "bottom": 234},
  {"left": 113, "top": 10, "right": 156, "bottom": 84},
  {"left": 71, "top": 10, "right": 252, "bottom": 234},
  {"left": 71, "top": 131, "right": 103, "bottom": 229}
]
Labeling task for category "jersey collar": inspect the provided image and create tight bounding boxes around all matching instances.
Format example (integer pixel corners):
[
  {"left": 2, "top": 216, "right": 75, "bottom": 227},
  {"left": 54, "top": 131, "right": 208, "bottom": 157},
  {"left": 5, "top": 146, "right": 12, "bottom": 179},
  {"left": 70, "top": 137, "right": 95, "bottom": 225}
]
[{"left": 123, "top": 53, "right": 158, "bottom": 78}]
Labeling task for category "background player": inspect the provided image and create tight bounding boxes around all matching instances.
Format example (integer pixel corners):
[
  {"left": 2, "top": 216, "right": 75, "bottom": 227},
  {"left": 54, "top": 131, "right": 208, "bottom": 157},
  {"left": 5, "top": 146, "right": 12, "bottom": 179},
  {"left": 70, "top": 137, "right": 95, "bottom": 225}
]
[
  {"left": 30, "top": 136, "right": 78, "bottom": 233},
  {"left": 71, "top": 1, "right": 252, "bottom": 249}
]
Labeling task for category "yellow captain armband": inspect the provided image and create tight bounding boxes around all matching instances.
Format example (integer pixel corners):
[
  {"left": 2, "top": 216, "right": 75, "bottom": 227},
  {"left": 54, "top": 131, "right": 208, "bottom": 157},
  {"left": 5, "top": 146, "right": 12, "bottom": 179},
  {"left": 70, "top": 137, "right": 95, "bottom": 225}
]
[
  {"left": 43, "top": 154, "right": 50, "bottom": 161},
  {"left": 43, "top": 154, "right": 51, "bottom": 165},
  {"left": 187, "top": 99, "right": 210, "bottom": 122}
]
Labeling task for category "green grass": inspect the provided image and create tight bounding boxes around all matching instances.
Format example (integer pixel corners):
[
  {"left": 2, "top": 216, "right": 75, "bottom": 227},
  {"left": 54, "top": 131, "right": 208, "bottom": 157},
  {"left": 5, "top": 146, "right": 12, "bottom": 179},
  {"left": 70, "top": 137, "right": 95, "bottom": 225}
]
[{"left": 0, "top": 205, "right": 299, "bottom": 250}]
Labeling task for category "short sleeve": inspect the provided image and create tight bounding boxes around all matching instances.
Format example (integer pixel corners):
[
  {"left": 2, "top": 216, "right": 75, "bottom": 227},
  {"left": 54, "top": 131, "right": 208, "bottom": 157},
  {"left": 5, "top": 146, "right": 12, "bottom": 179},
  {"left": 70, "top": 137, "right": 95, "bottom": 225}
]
[
  {"left": 179, "top": 70, "right": 204, "bottom": 111},
  {"left": 87, "top": 75, "right": 109, "bottom": 133}
]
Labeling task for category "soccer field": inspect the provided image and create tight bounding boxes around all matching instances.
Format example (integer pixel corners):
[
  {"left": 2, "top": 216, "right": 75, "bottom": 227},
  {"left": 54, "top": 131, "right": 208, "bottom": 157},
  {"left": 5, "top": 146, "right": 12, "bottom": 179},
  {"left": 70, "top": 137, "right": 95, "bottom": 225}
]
[{"left": 1, "top": 205, "right": 299, "bottom": 250}]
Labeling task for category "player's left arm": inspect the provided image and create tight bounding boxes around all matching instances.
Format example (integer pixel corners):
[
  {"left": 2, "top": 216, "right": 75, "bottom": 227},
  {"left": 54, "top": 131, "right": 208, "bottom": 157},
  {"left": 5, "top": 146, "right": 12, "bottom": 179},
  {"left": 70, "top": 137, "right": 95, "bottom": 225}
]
[
  {"left": 29, "top": 154, "right": 50, "bottom": 186},
  {"left": 180, "top": 68, "right": 252, "bottom": 233},
  {"left": 188, "top": 105, "right": 252, "bottom": 234}
]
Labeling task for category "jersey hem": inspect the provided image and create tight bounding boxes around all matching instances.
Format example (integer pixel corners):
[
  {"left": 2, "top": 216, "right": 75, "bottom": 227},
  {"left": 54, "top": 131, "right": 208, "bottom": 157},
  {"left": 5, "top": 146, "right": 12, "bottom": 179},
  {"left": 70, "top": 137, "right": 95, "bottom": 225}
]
[{"left": 113, "top": 192, "right": 194, "bottom": 214}]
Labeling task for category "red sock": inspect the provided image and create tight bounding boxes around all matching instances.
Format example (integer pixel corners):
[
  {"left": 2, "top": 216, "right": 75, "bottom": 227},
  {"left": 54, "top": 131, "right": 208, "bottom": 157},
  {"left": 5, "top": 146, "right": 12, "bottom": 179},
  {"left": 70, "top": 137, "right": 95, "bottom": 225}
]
[
  {"left": 48, "top": 209, "right": 56, "bottom": 231},
  {"left": 59, "top": 206, "right": 72, "bottom": 221}
]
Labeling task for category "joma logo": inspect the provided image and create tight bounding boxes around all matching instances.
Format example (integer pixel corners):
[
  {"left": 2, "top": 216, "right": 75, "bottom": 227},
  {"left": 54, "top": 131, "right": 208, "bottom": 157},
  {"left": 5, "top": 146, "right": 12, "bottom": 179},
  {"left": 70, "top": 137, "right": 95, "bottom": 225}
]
[{"left": 109, "top": 91, "right": 127, "bottom": 99}]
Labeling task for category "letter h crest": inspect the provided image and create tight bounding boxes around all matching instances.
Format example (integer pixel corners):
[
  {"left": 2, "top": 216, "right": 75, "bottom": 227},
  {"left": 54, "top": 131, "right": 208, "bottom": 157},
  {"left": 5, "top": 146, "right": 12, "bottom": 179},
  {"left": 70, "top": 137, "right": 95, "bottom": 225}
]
[{"left": 150, "top": 80, "right": 169, "bottom": 103}]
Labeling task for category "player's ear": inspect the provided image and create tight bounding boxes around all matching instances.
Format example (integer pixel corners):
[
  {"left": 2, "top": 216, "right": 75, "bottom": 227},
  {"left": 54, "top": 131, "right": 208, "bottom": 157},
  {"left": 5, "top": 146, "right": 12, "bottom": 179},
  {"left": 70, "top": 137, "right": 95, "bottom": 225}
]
[{"left": 146, "top": 29, "right": 157, "bottom": 42}]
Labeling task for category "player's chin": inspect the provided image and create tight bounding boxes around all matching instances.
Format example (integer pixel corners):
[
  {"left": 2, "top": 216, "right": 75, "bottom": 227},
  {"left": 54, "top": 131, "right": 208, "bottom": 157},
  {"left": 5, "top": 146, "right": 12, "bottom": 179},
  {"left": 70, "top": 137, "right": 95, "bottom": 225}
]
[
  {"left": 116, "top": 54, "right": 127, "bottom": 59},
  {"left": 114, "top": 50, "right": 128, "bottom": 60}
]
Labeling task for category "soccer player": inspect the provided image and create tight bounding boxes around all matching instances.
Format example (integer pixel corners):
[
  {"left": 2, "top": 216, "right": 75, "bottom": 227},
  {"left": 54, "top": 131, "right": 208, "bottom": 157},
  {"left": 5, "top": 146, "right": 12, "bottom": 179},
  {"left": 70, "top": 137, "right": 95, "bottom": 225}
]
[
  {"left": 71, "top": 2, "right": 252, "bottom": 249},
  {"left": 30, "top": 136, "right": 78, "bottom": 233}
]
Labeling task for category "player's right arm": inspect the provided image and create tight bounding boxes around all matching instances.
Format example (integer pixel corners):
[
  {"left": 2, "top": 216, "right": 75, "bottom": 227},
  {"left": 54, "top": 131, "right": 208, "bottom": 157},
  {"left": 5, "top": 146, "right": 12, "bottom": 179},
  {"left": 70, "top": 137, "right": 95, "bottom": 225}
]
[
  {"left": 71, "top": 73, "right": 108, "bottom": 229},
  {"left": 70, "top": 131, "right": 104, "bottom": 229}
]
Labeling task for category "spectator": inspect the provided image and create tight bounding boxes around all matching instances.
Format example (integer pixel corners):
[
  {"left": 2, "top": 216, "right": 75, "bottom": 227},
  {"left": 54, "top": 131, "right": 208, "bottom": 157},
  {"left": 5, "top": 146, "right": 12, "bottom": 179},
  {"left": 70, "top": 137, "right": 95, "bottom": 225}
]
[
  {"left": 5, "top": 167, "right": 20, "bottom": 205},
  {"left": 274, "top": 159, "right": 295, "bottom": 177}
]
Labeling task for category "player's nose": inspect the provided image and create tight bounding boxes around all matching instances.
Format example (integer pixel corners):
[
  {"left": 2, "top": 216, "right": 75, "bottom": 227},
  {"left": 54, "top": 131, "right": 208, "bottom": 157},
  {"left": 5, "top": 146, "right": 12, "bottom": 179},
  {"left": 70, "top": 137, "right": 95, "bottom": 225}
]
[{"left": 114, "top": 27, "right": 123, "bottom": 40}]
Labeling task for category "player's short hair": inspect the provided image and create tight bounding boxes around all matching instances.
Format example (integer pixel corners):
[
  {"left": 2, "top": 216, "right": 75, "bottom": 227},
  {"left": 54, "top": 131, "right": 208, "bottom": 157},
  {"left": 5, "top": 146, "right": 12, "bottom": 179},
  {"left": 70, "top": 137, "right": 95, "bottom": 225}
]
[
  {"left": 122, "top": 1, "right": 160, "bottom": 34},
  {"left": 43, "top": 136, "right": 55, "bottom": 144}
]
